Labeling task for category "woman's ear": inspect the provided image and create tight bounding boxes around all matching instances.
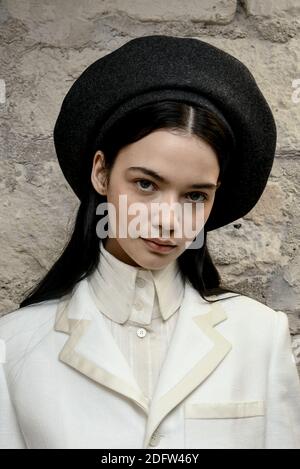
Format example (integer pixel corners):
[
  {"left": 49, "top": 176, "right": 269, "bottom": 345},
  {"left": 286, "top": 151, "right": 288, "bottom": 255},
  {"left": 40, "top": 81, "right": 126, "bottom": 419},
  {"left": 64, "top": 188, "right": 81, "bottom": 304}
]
[{"left": 91, "top": 150, "right": 108, "bottom": 196}]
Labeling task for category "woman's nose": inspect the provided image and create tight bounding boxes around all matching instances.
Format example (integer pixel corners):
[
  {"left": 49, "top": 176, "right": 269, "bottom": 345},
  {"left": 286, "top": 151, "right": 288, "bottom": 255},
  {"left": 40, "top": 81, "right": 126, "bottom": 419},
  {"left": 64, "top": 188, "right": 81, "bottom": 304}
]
[{"left": 151, "top": 195, "right": 182, "bottom": 236}]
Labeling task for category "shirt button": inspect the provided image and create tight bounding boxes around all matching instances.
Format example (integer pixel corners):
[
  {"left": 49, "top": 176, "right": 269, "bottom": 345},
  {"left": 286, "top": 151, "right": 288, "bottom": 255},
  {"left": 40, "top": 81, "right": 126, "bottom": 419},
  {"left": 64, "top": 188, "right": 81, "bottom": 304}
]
[
  {"left": 136, "top": 278, "right": 146, "bottom": 288},
  {"left": 134, "top": 301, "right": 143, "bottom": 311},
  {"left": 136, "top": 327, "right": 147, "bottom": 338}
]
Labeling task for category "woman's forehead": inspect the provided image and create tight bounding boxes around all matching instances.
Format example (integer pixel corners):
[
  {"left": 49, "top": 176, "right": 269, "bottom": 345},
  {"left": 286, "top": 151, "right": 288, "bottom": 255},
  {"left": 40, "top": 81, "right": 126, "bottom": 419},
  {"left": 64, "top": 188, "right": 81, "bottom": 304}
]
[{"left": 116, "top": 130, "right": 219, "bottom": 170}]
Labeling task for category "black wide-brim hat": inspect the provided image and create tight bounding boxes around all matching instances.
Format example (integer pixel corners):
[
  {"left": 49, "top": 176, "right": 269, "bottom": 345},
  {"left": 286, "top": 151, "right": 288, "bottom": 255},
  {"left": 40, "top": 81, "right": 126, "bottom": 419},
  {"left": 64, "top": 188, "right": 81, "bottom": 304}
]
[{"left": 53, "top": 35, "right": 277, "bottom": 231}]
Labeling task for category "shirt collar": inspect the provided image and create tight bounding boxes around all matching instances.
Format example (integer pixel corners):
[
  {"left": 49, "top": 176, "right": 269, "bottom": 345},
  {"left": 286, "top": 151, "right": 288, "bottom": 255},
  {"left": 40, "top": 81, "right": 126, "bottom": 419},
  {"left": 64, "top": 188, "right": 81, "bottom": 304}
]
[{"left": 87, "top": 241, "right": 185, "bottom": 324}]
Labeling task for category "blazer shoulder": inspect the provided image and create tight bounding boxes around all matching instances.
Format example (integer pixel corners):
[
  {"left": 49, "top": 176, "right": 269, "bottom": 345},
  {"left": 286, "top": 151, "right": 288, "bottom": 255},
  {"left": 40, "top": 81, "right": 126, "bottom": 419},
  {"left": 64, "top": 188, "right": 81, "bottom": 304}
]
[
  {"left": 215, "top": 291, "right": 285, "bottom": 323},
  {"left": 213, "top": 293, "right": 290, "bottom": 354},
  {"left": 0, "top": 298, "right": 60, "bottom": 363}
]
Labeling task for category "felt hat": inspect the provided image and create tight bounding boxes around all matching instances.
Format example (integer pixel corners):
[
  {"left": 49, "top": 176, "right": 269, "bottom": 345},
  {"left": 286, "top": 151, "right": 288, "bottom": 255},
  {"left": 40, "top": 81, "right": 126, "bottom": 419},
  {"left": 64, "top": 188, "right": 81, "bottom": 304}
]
[{"left": 53, "top": 34, "right": 277, "bottom": 231}]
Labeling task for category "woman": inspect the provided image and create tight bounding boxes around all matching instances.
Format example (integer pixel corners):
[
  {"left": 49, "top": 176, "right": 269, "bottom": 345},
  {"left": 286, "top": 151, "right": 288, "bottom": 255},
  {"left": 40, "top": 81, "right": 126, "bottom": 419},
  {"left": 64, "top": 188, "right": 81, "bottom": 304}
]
[{"left": 0, "top": 35, "right": 300, "bottom": 449}]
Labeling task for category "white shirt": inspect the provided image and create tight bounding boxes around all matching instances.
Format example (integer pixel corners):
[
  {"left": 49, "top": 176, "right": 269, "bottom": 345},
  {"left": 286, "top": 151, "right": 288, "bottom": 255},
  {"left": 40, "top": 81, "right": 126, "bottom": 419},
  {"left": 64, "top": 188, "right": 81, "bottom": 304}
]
[{"left": 87, "top": 241, "right": 185, "bottom": 399}]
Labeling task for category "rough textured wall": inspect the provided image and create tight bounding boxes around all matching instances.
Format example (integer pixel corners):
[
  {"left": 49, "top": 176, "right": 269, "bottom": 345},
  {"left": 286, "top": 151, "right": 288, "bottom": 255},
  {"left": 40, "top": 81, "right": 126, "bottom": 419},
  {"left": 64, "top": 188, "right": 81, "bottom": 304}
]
[{"left": 0, "top": 0, "right": 299, "bottom": 372}]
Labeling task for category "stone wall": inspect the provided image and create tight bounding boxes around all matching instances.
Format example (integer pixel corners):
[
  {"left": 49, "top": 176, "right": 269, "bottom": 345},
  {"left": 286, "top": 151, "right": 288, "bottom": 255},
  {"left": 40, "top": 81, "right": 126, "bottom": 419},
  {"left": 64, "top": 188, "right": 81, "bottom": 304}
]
[{"left": 0, "top": 0, "right": 299, "bottom": 371}]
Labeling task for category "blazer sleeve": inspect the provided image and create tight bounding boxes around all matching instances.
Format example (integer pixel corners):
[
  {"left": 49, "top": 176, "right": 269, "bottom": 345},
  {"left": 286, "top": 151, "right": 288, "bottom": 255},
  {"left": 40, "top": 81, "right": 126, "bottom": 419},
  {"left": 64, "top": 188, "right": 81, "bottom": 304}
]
[
  {"left": 0, "top": 339, "right": 27, "bottom": 449},
  {"left": 265, "top": 310, "right": 300, "bottom": 449}
]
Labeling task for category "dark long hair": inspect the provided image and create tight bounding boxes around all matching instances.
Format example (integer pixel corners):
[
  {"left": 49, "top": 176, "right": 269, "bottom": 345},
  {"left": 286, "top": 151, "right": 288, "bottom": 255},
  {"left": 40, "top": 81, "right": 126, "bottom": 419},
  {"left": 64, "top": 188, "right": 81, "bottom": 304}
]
[{"left": 19, "top": 100, "right": 242, "bottom": 309}]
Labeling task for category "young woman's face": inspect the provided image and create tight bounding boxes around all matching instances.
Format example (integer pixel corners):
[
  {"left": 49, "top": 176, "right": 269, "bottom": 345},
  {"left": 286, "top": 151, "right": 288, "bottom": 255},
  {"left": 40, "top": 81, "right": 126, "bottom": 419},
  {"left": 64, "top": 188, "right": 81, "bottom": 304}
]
[{"left": 91, "top": 129, "right": 221, "bottom": 270}]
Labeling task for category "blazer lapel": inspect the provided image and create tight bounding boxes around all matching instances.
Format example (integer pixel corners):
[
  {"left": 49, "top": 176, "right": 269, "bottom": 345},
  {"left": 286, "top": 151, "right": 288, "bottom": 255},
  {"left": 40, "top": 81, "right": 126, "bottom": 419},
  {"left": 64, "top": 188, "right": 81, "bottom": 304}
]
[
  {"left": 54, "top": 277, "right": 233, "bottom": 448},
  {"left": 54, "top": 279, "right": 150, "bottom": 413}
]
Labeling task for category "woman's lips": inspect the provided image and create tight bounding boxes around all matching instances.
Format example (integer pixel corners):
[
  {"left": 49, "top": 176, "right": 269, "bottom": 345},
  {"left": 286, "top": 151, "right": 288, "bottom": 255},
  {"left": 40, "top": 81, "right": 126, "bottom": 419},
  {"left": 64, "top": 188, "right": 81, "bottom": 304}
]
[{"left": 141, "top": 238, "right": 177, "bottom": 253}]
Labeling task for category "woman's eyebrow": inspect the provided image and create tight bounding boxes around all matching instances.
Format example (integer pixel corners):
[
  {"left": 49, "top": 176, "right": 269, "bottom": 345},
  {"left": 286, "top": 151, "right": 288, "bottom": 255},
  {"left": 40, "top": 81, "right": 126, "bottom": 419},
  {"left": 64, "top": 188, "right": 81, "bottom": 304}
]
[{"left": 126, "top": 166, "right": 218, "bottom": 190}]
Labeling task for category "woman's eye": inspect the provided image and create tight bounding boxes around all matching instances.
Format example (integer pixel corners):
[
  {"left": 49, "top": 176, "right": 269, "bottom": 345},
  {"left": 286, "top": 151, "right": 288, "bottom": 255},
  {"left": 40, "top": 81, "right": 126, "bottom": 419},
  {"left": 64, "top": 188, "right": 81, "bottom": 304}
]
[
  {"left": 186, "top": 192, "right": 207, "bottom": 202},
  {"left": 135, "top": 179, "right": 155, "bottom": 191},
  {"left": 135, "top": 180, "right": 207, "bottom": 202}
]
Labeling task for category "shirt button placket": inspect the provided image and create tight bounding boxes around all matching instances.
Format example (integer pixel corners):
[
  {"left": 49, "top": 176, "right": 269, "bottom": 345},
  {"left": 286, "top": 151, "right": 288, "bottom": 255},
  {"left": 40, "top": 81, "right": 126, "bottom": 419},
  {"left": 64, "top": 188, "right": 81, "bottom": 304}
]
[
  {"left": 134, "top": 301, "right": 143, "bottom": 311},
  {"left": 136, "top": 277, "right": 146, "bottom": 288}
]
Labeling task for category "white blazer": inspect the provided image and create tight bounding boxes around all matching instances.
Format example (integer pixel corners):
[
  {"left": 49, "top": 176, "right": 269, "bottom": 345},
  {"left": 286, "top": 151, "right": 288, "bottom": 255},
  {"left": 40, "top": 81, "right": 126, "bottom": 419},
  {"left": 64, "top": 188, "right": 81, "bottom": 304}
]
[{"left": 1, "top": 277, "right": 300, "bottom": 449}]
